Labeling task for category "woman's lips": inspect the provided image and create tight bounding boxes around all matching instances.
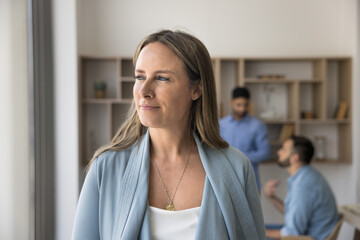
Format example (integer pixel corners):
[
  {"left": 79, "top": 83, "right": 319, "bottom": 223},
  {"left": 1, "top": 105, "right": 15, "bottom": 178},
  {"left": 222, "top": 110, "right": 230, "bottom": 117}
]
[{"left": 140, "top": 105, "right": 160, "bottom": 110}]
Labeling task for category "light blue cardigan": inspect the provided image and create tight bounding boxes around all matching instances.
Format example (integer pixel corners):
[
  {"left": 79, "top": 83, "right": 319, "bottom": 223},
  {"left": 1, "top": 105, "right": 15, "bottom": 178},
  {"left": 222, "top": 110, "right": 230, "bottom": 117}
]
[{"left": 72, "top": 131, "right": 265, "bottom": 239}]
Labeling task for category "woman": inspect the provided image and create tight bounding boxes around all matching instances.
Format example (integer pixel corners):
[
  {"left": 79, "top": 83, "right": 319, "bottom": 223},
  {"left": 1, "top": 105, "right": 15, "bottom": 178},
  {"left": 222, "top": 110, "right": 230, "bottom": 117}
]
[{"left": 72, "top": 30, "right": 265, "bottom": 240}]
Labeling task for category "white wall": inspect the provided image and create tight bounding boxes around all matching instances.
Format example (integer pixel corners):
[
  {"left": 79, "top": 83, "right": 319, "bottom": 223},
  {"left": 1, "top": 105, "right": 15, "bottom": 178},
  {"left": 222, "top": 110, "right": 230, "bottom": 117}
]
[
  {"left": 74, "top": 0, "right": 359, "bottom": 238},
  {"left": 0, "top": 0, "right": 30, "bottom": 239},
  {"left": 52, "top": 0, "right": 79, "bottom": 240},
  {"left": 78, "top": 0, "right": 356, "bottom": 57}
]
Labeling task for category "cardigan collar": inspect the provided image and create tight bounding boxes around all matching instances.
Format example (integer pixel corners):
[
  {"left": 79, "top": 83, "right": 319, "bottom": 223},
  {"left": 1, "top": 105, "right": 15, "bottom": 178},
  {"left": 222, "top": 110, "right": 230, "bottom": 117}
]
[{"left": 113, "top": 130, "right": 261, "bottom": 239}]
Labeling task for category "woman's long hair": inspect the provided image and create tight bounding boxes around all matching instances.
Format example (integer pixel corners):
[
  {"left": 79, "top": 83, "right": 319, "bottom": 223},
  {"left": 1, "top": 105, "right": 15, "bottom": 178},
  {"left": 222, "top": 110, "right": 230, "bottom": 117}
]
[{"left": 87, "top": 30, "right": 228, "bottom": 168}]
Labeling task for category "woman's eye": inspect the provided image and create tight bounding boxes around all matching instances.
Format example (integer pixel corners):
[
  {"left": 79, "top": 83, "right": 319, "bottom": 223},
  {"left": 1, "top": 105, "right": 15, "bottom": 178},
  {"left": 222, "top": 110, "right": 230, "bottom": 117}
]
[
  {"left": 135, "top": 75, "right": 145, "bottom": 81},
  {"left": 156, "top": 76, "right": 170, "bottom": 81}
]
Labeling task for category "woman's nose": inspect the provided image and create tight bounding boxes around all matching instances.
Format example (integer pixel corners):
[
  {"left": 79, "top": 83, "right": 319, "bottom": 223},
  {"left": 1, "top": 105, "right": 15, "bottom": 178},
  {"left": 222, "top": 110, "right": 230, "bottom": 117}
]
[{"left": 138, "top": 78, "right": 154, "bottom": 98}]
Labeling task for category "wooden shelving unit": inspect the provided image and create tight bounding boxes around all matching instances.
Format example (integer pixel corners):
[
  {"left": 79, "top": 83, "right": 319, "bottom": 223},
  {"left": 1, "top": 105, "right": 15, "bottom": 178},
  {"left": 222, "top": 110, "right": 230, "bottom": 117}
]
[
  {"left": 79, "top": 56, "right": 352, "bottom": 167},
  {"left": 214, "top": 57, "right": 352, "bottom": 164},
  {"left": 79, "top": 56, "right": 134, "bottom": 166}
]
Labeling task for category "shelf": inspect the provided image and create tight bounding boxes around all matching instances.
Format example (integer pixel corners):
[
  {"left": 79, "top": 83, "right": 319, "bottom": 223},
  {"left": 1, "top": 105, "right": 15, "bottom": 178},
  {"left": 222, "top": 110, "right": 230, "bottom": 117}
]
[
  {"left": 297, "top": 78, "right": 323, "bottom": 83},
  {"left": 260, "top": 119, "right": 295, "bottom": 124},
  {"left": 312, "top": 159, "right": 352, "bottom": 164},
  {"left": 245, "top": 78, "right": 323, "bottom": 84},
  {"left": 245, "top": 78, "right": 293, "bottom": 84},
  {"left": 298, "top": 119, "right": 350, "bottom": 124},
  {"left": 83, "top": 98, "right": 133, "bottom": 104}
]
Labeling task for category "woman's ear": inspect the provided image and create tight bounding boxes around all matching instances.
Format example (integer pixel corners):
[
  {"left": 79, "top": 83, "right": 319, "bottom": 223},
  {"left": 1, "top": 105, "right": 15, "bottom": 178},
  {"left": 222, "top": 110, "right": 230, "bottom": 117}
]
[{"left": 191, "top": 82, "right": 202, "bottom": 101}]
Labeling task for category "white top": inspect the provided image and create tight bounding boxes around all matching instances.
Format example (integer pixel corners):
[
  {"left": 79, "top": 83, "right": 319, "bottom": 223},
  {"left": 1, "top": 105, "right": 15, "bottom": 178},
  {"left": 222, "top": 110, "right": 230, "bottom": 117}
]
[{"left": 149, "top": 206, "right": 201, "bottom": 240}]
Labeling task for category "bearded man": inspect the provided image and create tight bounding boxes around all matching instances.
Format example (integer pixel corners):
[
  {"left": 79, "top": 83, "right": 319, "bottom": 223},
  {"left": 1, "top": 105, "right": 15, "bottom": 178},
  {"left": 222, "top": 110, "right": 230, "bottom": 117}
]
[{"left": 265, "top": 136, "right": 339, "bottom": 240}]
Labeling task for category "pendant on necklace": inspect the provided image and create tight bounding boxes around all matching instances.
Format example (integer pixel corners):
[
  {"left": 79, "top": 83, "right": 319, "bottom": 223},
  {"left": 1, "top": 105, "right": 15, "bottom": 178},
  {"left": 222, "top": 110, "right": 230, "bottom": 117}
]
[{"left": 166, "top": 204, "right": 175, "bottom": 211}]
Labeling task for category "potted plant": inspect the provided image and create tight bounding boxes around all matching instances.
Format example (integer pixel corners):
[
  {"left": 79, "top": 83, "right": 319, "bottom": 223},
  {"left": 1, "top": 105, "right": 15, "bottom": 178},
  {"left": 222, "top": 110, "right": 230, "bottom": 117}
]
[{"left": 94, "top": 81, "right": 107, "bottom": 99}]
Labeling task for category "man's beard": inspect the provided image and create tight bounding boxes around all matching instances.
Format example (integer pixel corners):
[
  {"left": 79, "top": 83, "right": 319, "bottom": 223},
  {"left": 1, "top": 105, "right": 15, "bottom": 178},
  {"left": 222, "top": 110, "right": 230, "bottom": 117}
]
[
  {"left": 278, "top": 157, "right": 291, "bottom": 168},
  {"left": 234, "top": 111, "right": 247, "bottom": 119}
]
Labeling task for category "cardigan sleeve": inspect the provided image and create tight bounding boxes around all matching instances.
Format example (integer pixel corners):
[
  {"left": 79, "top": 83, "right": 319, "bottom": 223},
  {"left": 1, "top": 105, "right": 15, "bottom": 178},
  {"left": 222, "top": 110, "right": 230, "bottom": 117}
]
[
  {"left": 72, "top": 158, "right": 100, "bottom": 240},
  {"left": 245, "top": 159, "right": 266, "bottom": 239}
]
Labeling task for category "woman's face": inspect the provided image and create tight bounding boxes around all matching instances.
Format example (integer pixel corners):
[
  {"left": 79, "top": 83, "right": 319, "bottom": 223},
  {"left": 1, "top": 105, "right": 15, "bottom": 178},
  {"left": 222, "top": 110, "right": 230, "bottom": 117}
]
[{"left": 133, "top": 42, "right": 201, "bottom": 130}]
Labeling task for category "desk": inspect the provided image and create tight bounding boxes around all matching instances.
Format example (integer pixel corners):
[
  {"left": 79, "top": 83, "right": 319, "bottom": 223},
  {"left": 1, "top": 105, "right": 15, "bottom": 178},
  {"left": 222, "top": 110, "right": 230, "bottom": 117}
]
[{"left": 339, "top": 204, "right": 360, "bottom": 240}]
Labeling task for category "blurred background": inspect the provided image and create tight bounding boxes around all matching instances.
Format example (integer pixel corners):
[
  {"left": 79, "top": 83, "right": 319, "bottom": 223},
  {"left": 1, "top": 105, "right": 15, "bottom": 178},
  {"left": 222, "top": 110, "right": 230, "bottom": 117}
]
[{"left": 1, "top": 0, "right": 359, "bottom": 239}]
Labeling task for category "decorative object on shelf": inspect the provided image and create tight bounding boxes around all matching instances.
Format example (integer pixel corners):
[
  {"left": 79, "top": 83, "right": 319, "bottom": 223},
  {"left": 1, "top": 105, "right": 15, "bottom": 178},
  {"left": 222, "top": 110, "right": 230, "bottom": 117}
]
[
  {"left": 278, "top": 124, "right": 295, "bottom": 142},
  {"left": 260, "top": 109, "right": 277, "bottom": 119},
  {"left": 257, "top": 74, "right": 286, "bottom": 80},
  {"left": 334, "top": 101, "right": 349, "bottom": 120},
  {"left": 259, "top": 84, "right": 280, "bottom": 119},
  {"left": 314, "top": 136, "right": 326, "bottom": 160},
  {"left": 94, "top": 81, "right": 107, "bottom": 99},
  {"left": 301, "top": 111, "right": 315, "bottom": 119}
]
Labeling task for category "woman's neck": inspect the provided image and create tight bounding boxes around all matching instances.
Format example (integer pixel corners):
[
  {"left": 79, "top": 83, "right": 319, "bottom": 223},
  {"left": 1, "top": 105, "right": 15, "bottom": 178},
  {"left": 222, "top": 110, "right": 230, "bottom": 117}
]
[{"left": 149, "top": 127, "right": 194, "bottom": 163}]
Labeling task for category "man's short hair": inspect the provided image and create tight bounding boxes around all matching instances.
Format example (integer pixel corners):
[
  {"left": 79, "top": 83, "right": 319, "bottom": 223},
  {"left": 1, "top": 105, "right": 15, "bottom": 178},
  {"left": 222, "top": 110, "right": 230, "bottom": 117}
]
[
  {"left": 232, "top": 87, "right": 250, "bottom": 100},
  {"left": 289, "top": 136, "right": 314, "bottom": 164}
]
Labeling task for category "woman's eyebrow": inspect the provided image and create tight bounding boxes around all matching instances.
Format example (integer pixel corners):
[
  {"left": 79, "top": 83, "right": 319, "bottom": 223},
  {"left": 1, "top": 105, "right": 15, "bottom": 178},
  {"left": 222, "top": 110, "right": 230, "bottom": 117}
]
[
  {"left": 155, "top": 70, "right": 175, "bottom": 75},
  {"left": 135, "top": 69, "right": 175, "bottom": 75},
  {"left": 135, "top": 69, "right": 145, "bottom": 73}
]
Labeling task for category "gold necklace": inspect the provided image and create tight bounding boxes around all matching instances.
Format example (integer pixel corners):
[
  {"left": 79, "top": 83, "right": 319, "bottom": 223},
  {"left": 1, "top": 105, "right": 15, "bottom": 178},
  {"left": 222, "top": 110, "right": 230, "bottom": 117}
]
[{"left": 151, "top": 143, "right": 192, "bottom": 211}]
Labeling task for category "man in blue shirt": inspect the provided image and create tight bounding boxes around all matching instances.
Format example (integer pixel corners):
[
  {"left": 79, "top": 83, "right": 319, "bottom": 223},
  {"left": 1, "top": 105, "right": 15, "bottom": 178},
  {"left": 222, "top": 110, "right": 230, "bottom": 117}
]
[
  {"left": 220, "top": 87, "right": 270, "bottom": 190},
  {"left": 265, "top": 136, "right": 338, "bottom": 240}
]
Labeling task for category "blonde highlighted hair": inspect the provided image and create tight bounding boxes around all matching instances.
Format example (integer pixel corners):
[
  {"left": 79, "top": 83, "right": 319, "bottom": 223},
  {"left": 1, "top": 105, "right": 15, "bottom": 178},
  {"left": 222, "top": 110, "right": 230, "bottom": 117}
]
[{"left": 87, "top": 30, "right": 228, "bottom": 168}]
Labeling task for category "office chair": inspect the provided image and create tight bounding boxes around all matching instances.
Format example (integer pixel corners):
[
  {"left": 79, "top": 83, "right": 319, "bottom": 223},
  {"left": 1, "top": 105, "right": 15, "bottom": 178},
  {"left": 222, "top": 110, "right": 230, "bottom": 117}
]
[{"left": 281, "top": 214, "right": 344, "bottom": 240}]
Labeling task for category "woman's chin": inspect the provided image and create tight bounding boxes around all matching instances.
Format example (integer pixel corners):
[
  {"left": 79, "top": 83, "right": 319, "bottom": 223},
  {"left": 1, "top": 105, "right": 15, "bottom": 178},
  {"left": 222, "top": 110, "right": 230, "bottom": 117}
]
[{"left": 139, "top": 119, "right": 162, "bottom": 129}]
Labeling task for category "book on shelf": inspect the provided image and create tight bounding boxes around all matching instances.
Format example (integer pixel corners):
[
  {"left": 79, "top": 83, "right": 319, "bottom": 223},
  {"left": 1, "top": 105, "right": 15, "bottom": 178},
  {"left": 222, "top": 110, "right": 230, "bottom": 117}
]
[
  {"left": 278, "top": 124, "right": 295, "bottom": 142},
  {"left": 335, "top": 101, "right": 348, "bottom": 120}
]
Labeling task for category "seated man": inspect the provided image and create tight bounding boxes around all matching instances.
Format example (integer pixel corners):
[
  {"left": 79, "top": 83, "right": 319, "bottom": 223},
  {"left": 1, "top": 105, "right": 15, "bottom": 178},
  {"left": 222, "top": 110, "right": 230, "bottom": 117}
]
[{"left": 264, "top": 136, "right": 338, "bottom": 240}]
